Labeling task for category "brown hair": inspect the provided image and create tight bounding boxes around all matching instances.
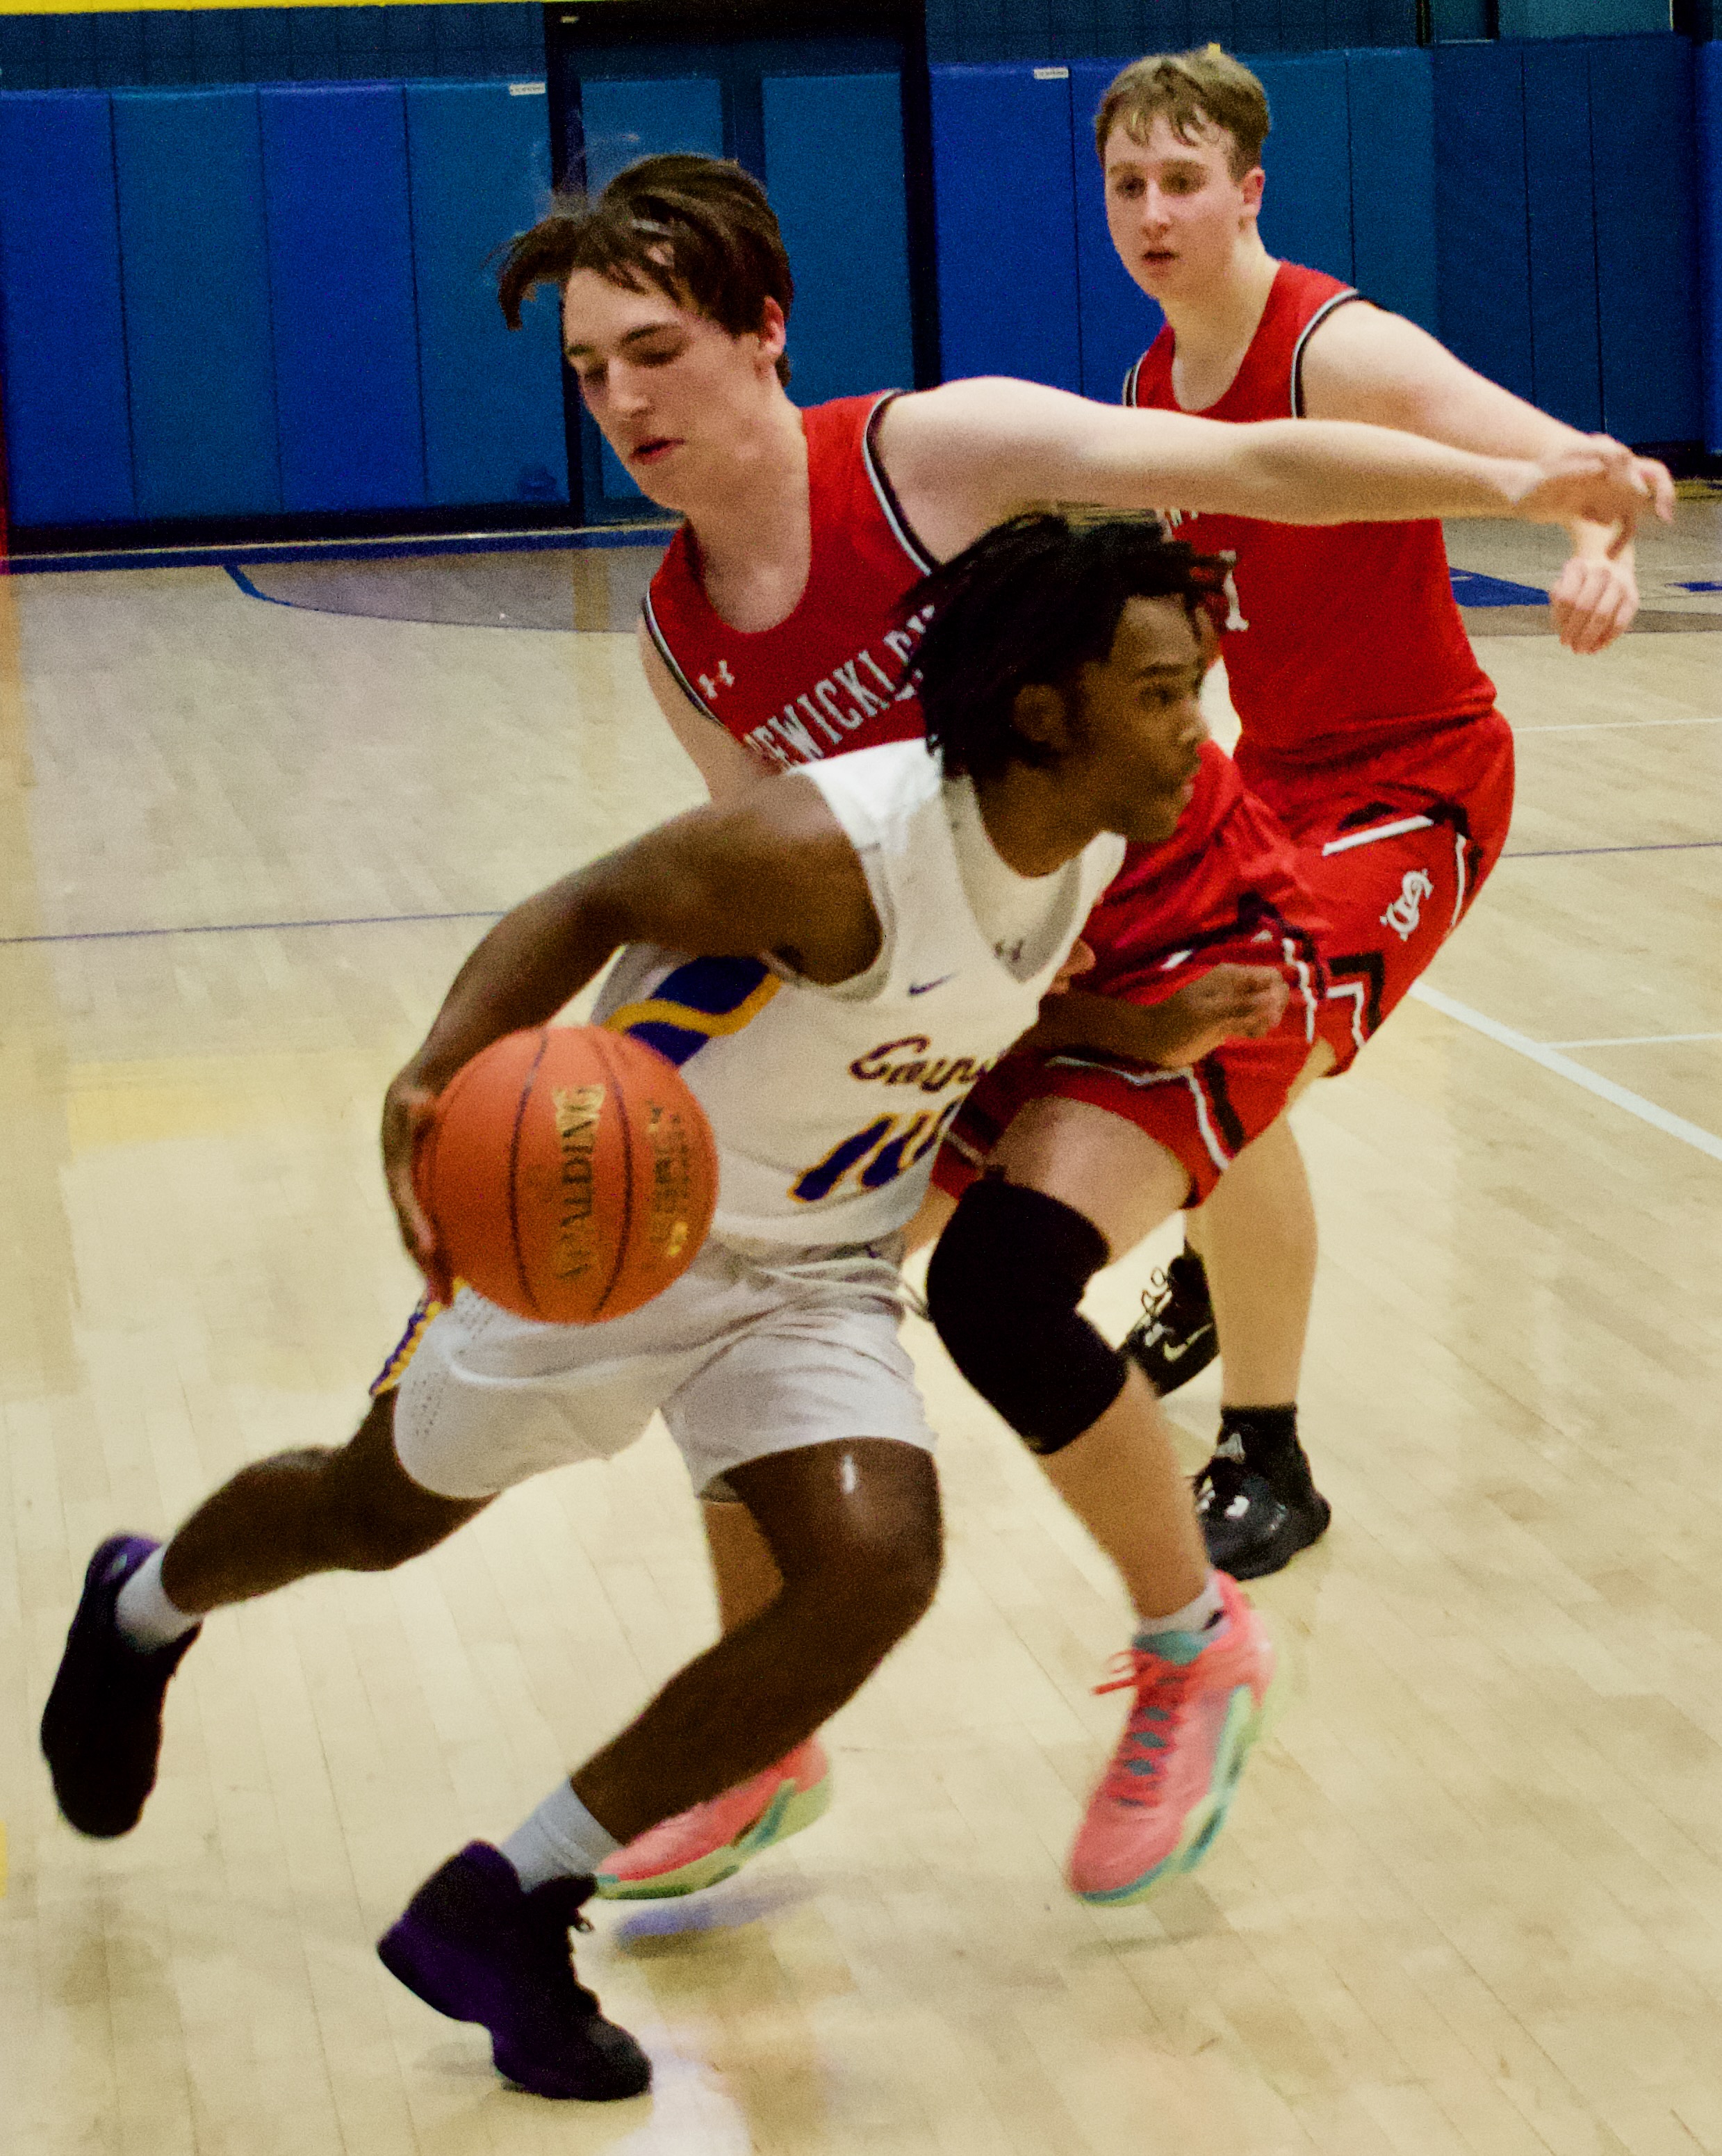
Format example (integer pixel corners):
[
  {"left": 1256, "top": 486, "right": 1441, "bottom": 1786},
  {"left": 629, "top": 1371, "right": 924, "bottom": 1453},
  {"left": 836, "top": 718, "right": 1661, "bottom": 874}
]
[
  {"left": 498, "top": 153, "right": 795, "bottom": 386},
  {"left": 1092, "top": 47, "right": 1270, "bottom": 179}
]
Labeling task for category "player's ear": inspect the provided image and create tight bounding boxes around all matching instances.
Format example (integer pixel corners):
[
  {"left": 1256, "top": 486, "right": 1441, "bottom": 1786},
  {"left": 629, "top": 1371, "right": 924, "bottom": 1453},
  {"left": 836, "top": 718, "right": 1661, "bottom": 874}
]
[
  {"left": 1240, "top": 165, "right": 1265, "bottom": 219},
  {"left": 756, "top": 297, "right": 788, "bottom": 366},
  {"left": 1010, "top": 681, "right": 1073, "bottom": 758}
]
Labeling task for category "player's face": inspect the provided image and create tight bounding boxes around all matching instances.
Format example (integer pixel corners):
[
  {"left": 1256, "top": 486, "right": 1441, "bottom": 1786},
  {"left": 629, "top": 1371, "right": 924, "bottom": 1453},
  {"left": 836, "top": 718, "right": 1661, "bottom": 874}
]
[
  {"left": 1101, "top": 115, "right": 1264, "bottom": 307},
  {"left": 560, "top": 271, "right": 786, "bottom": 512},
  {"left": 1069, "top": 595, "right": 1212, "bottom": 844}
]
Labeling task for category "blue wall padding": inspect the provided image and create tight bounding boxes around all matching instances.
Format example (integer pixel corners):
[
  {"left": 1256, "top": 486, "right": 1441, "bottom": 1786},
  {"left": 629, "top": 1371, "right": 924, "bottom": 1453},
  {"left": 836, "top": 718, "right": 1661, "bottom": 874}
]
[
  {"left": 576, "top": 76, "right": 723, "bottom": 500},
  {"left": 259, "top": 83, "right": 425, "bottom": 513},
  {"left": 1434, "top": 46, "right": 1534, "bottom": 404},
  {"left": 112, "top": 88, "right": 281, "bottom": 518},
  {"left": 0, "top": 91, "right": 135, "bottom": 524},
  {"left": 1069, "top": 59, "right": 1162, "bottom": 404},
  {"left": 1520, "top": 45, "right": 1600, "bottom": 431},
  {"left": 929, "top": 65, "right": 1081, "bottom": 393},
  {"left": 1701, "top": 42, "right": 1722, "bottom": 457},
  {"left": 580, "top": 74, "right": 722, "bottom": 195},
  {"left": 405, "top": 82, "right": 566, "bottom": 507},
  {"left": 1253, "top": 56, "right": 1352, "bottom": 287},
  {"left": 763, "top": 74, "right": 915, "bottom": 409},
  {"left": 1347, "top": 49, "right": 1436, "bottom": 334},
  {"left": 1589, "top": 37, "right": 1701, "bottom": 446}
]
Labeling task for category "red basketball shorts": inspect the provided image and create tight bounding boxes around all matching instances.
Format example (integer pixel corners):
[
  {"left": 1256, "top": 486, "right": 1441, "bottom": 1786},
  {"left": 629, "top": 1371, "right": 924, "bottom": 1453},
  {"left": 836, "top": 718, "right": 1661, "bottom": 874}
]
[
  {"left": 1239, "top": 709, "right": 1515, "bottom": 1074},
  {"left": 933, "top": 781, "right": 1329, "bottom": 1210}
]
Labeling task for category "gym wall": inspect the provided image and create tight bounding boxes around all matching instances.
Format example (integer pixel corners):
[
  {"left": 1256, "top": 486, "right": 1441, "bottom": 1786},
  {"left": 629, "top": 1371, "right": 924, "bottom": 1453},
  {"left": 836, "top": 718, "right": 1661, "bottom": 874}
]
[{"left": 0, "top": 10, "right": 1714, "bottom": 545}]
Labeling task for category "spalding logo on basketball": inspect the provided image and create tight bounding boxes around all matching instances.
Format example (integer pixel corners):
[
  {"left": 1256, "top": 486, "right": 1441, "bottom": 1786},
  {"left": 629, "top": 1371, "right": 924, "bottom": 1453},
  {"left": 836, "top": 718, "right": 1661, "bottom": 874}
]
[{"left": 415, "top": 1025, "right": 719, "bottom": 1324}]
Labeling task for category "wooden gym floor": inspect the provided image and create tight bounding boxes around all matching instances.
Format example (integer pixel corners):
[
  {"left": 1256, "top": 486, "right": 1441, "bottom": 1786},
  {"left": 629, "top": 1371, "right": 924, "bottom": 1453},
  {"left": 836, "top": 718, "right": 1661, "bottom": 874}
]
[{"left": 2, "top": 495, "right": 1719, "bottom": 2156}]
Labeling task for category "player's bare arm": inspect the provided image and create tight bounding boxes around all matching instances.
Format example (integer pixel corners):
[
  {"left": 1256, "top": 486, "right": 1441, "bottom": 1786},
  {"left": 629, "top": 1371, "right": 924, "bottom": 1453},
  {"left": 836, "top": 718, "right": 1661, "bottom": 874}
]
[
  {"left": 636, "top": 619, "right": 769, "bottom": 801},
  {"left": 1299, "top": 302, "right": 1650, "bottom": 653},
  {"left": 382, "top": 780, "right": 879, "bottom": 1271},
  {"left": 874, "top": 377, "right": 1673, "bottom": 567},
  {"left": 1023, "top": 964, "right": 1290, "bottom": 1068}
]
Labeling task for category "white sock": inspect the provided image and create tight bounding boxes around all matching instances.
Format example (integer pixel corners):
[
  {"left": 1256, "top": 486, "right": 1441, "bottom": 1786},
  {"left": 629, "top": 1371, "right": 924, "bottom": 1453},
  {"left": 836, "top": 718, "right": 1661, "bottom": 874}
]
[
  {"left": 1135, "top": 1573, "right": 1225, "bottom": 1648},
  {"left": 113, "top": 1547, "right": 201, "bottom": 1651},
  {"left": 501, "top": 1781, "right": 621, "bottom": 1892}
]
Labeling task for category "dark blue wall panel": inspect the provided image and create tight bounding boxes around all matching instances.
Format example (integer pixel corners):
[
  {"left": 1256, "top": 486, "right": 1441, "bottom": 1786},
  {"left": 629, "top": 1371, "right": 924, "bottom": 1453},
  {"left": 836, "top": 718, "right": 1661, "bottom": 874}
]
[
  {"left": 763, "top": 74, "right": 915, "bottom": 407},
  {"left": 1521, "top": 44, "right": 1600, "bottom": 431},
  {"left": 1253, "top": 55, "right": 1352, "bottom": 285},
  {"left": 0, "top": 91, "right": 135, "bottom": 524},
  {"left": 1434, "top": 45, "right": 1534, "bottom": 402},
  {"left": 1347, "top": 49, "right": 1436, "bottom": 333},
  {"left": 112, "top": 88, "right": 280, "bottom": 518},
  {"left": 260, "top": 83, "right": 425, "bottom": 514},
  {"left": 1070, "top": 58, "right": 1163, "bottom": 403},
  {"left": 930, "top": 63, "right": 1081, "bottom": 391},
  {"left": 1701, "top": 40, "right": 1722, "bottom": 457},
  {"left": 1589, "top": 36, "right": 1701, "bottom": 445},
  {"left": 580, "top": 73, "right": 722, "bottom": 195},
  {"left": 406, "top": 81, "right": 566, "bottom": 507},
  {"left": 576, "top": 76, "right": 723, "bottom": 504}
]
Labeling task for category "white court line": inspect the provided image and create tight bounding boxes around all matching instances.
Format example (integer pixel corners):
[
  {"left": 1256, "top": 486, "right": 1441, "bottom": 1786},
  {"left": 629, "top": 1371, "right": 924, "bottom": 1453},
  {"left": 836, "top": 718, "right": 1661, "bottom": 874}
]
[
  {"left": 1544, "top": 1031, "right": 1722, "bottom": 1048},
  {"left": 1407, "top": 981, "right": 1722, "bottom": 1164},
  {"left": 1516, "top": 715, "right": 1722, "bottom": 733}
]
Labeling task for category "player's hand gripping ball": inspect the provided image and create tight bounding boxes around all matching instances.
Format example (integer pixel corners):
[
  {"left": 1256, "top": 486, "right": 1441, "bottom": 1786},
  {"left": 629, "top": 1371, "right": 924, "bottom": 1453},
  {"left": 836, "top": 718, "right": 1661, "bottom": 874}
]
[{"left": 414, "top": 1026, "right": 719, "bottom": 1323}]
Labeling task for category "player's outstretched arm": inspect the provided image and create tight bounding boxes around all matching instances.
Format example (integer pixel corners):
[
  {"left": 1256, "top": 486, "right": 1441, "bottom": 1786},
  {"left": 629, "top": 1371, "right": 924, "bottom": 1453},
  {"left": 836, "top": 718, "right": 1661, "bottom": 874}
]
[
  {"left": 877, "top": 378, "right": 1672, "bottom": 567},
  {"left": 1299, "top": 302, "right": 1657, "bottom": 653},
  {"left": 380, "top": 779, "right": 878, "bottom": 1271}
]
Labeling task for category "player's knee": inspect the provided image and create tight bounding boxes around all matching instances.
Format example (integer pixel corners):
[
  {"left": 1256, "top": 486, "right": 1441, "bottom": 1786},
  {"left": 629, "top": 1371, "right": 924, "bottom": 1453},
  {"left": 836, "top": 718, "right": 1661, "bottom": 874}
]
[
  {"left": 926, "top": 1178, "right": 1129, "bottom": 1455},
  {"left": 803, "top": 1490, "right": 942, "bottom": 1660},
  {"left": 307, "top": 1396, "right": 470, "bottom": 1572}
]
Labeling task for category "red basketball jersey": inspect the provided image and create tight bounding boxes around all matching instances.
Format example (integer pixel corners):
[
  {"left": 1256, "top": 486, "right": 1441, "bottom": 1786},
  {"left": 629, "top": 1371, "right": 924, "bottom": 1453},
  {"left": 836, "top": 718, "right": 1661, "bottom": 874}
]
[
  {"left": 643, "top": 393, "right": 934, "bottom": 775},
  {"left": 1126, "top": 261, "right": 1497, "bottom": 776}
]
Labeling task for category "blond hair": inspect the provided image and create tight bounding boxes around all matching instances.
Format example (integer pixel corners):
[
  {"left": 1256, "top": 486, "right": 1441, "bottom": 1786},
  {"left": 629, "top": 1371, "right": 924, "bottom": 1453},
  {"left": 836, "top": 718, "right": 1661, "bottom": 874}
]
[{"left": 1093, "top": 46, "right": 1270, "bottom": 179}]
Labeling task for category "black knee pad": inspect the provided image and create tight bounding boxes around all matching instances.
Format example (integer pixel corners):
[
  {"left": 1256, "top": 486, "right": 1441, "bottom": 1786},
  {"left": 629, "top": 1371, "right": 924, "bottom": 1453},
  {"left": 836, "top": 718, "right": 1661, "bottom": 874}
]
[{"left": 925, "top": 1178, "right": 1129, "bottom": 1455}]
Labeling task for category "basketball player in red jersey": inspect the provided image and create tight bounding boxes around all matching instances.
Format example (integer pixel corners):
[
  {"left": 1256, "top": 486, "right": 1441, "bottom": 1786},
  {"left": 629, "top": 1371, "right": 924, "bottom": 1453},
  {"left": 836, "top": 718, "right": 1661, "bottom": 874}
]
[
  {"left": 491, "top": 156, "right": 1666, "bottom": 1902},
  {"left": 1088, "top": 47, "right": 1643, "bottom": 1577}
]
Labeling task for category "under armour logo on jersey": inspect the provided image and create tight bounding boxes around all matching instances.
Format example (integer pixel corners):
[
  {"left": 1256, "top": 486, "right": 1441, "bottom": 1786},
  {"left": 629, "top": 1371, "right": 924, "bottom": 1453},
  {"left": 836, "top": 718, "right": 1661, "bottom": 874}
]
[
  {"left": 698, "top": 660, "right": 736, "bottom": 700},
  {"left": 1381, "top": 869, "right": 1437, "bottom": 943}
]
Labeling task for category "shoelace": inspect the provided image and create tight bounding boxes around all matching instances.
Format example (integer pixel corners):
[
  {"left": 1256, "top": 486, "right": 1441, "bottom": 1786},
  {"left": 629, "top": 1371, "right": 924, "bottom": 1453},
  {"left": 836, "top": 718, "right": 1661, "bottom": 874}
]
[
  {"left": 1192, "top": 1451, "right": 1254, "bottom": 1521},
  {"left": 1092, "top": 1649, "right": 1202, "bottom": 1803}
]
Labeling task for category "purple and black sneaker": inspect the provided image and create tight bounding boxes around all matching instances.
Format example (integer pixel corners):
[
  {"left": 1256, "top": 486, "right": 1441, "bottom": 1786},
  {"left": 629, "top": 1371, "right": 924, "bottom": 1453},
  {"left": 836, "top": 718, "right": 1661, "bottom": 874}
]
[
  {"left": 378, "top": 1843, "right": 650, "bottom": 2101},
  {"left": 40, "top": 1533, "right": 201, "bottom": 1838}
]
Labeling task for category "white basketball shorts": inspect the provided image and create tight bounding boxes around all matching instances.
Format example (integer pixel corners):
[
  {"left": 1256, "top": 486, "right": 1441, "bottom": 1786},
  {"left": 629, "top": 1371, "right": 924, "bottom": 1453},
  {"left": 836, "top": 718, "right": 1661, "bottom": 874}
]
[{"left": 381, "top": 1235, "right": 933, "bottom": 1502}]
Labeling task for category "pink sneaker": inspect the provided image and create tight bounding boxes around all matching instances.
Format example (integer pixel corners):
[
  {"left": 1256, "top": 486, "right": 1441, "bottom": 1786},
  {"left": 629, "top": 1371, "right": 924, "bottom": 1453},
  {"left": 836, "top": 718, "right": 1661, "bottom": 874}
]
[
  {"left": 594, "top": 1740, "right": 832, "bottom": 1901},
  {"left": 1067, "top": 1575, "right": 1274, "bottom": 1905}
]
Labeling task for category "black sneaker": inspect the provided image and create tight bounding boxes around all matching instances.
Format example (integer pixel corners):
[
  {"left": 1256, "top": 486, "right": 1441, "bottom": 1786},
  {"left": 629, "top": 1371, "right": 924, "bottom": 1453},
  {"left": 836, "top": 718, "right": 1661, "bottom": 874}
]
[
  {"left": 1123, "top": 1252, "right": 1217, "bottom": 1396},
  {"left": 1194, "top": 1433, "right": 1332, "bottom": 1581},
  {"left": 378, "top": 1843, "right": 651, "bottom": 2101},
  {"left": 40, "top": 1534, "right": 201, "bottom": 1838}
]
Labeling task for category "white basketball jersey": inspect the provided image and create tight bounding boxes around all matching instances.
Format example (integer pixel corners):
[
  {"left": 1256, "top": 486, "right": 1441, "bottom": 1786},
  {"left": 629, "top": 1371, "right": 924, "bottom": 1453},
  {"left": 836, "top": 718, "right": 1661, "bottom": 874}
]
[{"left": 595, "top": 741, "right": 1125, "bottom": 1247}]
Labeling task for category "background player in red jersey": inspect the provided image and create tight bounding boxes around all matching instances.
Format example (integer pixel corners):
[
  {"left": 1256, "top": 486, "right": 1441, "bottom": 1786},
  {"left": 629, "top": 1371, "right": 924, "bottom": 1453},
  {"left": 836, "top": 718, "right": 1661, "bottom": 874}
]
[
  {"left": 1088, "top": 47, "right": 1644, "bottom": 1578},
  {"left": 494, "top": 156, "right": 1668, "bottom": 1899}
]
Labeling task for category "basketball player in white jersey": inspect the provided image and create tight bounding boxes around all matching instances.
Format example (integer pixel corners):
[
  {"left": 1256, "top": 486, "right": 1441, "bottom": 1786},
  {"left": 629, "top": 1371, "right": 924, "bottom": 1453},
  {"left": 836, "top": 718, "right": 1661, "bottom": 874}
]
[
  {"left": 493, "top": 156, "right": 1669, "bottom": 1903},
  {"left": 42, "top": 516, "right": 1286, "bottom": 2101}
]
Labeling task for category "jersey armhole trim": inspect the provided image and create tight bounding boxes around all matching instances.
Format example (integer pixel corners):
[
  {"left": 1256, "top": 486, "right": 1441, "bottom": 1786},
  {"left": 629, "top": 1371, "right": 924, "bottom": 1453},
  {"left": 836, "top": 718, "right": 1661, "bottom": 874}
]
[
  {"left": 862, "top": 392, "right": 938, "bottom": 575},
  {"left": 1290, "top": 288, "right": 1364, "bottom": 418},
  {"left": 1122, "top": 354, "right": 1143, "bottom": 409},
  {"left": 640, "top": 589, "right": 728, "bottom": 728}
]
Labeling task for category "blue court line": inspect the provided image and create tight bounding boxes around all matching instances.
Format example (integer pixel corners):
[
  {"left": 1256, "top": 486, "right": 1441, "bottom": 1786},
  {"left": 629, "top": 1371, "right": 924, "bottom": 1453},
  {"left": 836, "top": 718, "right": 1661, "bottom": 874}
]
[
  {"left": 1501, "top": 840, "right": 1722, "bottom": 860},
  {"left": 0, "top": 908, "right": 505, "bottom": 949},
  {"left": 8, "top": 524, "right": 677, "bottom": 577}
]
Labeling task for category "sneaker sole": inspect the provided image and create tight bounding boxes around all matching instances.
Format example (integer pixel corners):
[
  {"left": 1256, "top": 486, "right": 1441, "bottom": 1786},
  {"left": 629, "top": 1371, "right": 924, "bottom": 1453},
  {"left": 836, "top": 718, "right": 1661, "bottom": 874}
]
[
  {"left": 595, "top": 1771, "right": 833, "bottom": 1902},
  {"left": 1073, "top": 1675, "right": 1277, "bottom": 1908},
  {"left": 1214, "top": 1494, "right": 1333, "bottom": 1583}
]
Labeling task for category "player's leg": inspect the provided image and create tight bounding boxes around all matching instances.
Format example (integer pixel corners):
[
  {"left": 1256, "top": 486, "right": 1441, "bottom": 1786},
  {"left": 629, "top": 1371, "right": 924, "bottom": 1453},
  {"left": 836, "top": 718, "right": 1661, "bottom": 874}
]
[
  {"left": 926, "top": 1071, "right": 1279, "bottom": 1904},
  {"left": 40, "top": 1380, "right": 486, "bottom": 1842},
  {"left": 595, "top": 1487, "right": 829, "bottom": 1902},
  {"left": 385, "top": 1413, "right": 940, "bottom": 2096}
]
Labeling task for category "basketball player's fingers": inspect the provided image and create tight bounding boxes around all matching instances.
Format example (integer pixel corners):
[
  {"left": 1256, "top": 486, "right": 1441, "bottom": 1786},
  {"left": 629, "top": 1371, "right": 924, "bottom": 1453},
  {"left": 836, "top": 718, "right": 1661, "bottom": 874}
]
[{"left": 1048, "top": 938, "right": 1097, "bottom": 995}]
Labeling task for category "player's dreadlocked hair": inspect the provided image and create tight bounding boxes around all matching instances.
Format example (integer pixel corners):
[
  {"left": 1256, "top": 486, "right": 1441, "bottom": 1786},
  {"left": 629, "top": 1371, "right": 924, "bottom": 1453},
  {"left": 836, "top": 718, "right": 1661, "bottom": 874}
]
[
  {"left": 498, "top": 154, "right": 794, "bottom": 386},
  {"left": 910, "top": 512, "right": 1230, "bottom": 782}
]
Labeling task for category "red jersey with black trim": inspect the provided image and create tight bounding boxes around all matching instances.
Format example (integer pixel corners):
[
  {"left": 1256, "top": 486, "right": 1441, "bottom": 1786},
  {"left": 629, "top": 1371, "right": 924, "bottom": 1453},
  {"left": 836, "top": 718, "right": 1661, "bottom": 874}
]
[
  {"left": 1126, "top": 261, "right": 1497, "bottom": 777},
  {"left": 643, "top": 393, "right": 933, "bottom": 774}
]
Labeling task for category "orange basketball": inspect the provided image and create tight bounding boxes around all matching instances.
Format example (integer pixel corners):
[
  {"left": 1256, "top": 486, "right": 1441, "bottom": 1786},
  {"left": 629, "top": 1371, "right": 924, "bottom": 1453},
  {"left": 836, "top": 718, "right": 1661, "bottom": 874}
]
[{"left": 415, "top": 1025, "right": 719, "bottom": 1324}]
